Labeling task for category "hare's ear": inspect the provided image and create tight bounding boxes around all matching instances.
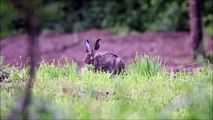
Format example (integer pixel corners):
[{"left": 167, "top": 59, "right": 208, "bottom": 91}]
[
  {"left": 85, "top": 39, "right": 91, "bottom": 53},
  {"left": 94, "top": 39, "right": 101, "bottom": 51}
]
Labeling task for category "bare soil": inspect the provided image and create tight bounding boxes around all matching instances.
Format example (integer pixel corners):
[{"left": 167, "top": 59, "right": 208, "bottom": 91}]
[{"left": 1, "top": 29, "right": 212, "bottom": 72}]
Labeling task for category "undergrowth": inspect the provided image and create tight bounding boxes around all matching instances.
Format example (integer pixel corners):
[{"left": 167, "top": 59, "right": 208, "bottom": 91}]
[{"left": 0, "top": 55, "right": 212, "bottom": 119}]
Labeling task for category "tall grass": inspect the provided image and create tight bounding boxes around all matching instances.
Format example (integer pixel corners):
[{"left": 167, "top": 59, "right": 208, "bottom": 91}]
[{"left": 0, "top": 56, "right": 212, "bottom": 119}]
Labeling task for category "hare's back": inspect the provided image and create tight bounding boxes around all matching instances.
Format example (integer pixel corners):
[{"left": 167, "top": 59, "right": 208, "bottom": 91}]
[
  {"left": 95, "top": 51, "right": 119, "bottom": 61},
  {"left": 94, "top": 51, "right": 124, "bottom": 65},
  {"left": 94, "top": 51, "right": 124, "bottom": 74}
]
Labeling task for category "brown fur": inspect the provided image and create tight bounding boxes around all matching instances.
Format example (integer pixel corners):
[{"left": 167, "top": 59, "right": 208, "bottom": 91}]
[{"left": 84, "top": 39, "right": 125, "bottom": 75}]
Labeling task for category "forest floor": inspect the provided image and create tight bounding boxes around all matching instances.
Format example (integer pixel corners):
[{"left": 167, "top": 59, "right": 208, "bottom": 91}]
[{"left": 1, "top": 29, "right": 212, "bottom": 72}]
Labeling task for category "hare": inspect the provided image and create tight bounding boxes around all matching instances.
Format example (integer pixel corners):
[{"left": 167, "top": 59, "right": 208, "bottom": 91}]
[{"left": 84, "top": 39, "right": 125, "bottom": 75}]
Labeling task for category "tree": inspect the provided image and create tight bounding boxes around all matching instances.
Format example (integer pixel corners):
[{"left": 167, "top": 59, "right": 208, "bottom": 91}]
[
  {"left": 189, "top": 0, "right": 204, "bottom": 59},
  {"left": 7, "top": 1, "right": 40, "bottom": 119}
]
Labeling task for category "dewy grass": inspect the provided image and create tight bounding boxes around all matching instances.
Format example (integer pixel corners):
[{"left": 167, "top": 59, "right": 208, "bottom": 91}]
[{"left": 0, "top": 55, "right": 212, "bottom": 119}]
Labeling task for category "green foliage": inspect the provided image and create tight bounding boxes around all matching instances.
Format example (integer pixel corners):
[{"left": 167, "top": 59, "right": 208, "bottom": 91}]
[
  {"left": 0, "top": 1, "right": 20, "bottom": 39},
  {"left": 203, "top": 0, "right": 213, "bottom": 36},
  {"left": 129, "top": 54, "right": 164, "bottom": 77},
  {"left": 0, "top": 56, "right": 212, "bottom": 119},
  {"left": 37, "top": 60, "right": 79, "bottom": 81},
  {"left": 1, "top": 0, "right": 212, "bottom": 39}
]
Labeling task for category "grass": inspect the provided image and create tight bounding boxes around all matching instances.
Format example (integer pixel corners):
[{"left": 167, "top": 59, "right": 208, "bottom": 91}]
[{"left": 0, "top": 55, "right": 212, "bottom": 119}]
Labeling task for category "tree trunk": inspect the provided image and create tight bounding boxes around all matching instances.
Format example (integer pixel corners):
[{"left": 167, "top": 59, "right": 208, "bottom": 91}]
[
  {"left": 189, "top": 0, "right": 204, "bottom": 59},
  {"left": 7, "top": 1, "right": 40, "bottom": 119}
]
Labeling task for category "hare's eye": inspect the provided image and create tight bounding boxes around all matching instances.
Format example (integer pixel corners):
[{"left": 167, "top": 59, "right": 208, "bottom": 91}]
[{"left": 90, "top": 57, "right": 95, "bottom": 63}]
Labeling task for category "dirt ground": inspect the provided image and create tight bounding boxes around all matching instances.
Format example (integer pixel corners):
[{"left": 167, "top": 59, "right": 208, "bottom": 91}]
[{"left": 0, "top": 29, "right": 212, "bottom": 72}]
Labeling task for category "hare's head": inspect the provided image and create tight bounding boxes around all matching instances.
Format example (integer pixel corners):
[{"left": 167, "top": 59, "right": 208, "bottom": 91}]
[{"left": 84, "top": 39, "right": 101, "bottom": 64}]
